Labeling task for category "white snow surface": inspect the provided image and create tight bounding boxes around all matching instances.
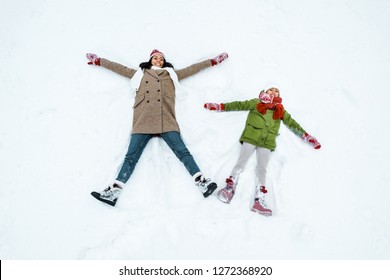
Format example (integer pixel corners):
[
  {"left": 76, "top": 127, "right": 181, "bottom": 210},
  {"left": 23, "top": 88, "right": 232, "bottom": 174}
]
[{"left": 1, "top": 0, "right": 390, "bottom": 260}]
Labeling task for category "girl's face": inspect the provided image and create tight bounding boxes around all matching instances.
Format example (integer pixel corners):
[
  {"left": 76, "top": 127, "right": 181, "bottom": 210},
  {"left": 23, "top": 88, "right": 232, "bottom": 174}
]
[
  {"left": 266, "top": 87, "right": 280, "bottom": 97},
  {"left": 151, "top": 55, "right": 165, "bottom": 68}
]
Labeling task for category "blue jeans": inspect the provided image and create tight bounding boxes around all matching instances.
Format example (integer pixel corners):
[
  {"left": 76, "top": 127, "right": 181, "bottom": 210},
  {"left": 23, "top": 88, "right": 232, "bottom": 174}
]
[{"left": 116, "top": 131, "right": 201, "bottom": 183}]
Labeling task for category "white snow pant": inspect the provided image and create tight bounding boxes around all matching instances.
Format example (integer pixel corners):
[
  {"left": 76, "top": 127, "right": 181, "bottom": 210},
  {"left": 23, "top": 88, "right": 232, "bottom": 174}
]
[{"left": 230, "top": 142, "right": 272, "bottom": 187}]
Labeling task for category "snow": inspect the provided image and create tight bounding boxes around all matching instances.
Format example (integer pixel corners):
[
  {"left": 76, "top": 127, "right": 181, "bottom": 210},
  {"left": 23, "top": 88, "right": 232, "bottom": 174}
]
[{"left": 1, "top": 0, "right": 390, "bottom": 261}]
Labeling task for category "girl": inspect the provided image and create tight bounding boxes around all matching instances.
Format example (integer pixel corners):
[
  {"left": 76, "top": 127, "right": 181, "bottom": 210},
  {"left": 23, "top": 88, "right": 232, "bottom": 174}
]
[
  {"left": 86, "top": 49, "right": 229, "bottom": 206},
  {"left": 204, "top": 87, "right": 320, "bottom": 216}
]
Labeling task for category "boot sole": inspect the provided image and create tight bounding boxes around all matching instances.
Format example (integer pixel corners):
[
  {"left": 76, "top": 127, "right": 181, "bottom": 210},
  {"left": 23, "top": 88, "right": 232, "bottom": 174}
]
[
  {"left": 251, "top": 208, "right": 272, "bottom": 216},
  {"left": 203, "top": 183, "right": 218, "bottom": 198},
  {"left": 217, "top": 196, "right": 231, "bottom": 203},
  {"left": 217, "top": 189, "right": 233, "bottom": 203},
  {"left": 91, "top": 192, "right": 117, "bottom": 207},
  {"left": 217, "top": 193, "right": 231, "bottom": 203}
]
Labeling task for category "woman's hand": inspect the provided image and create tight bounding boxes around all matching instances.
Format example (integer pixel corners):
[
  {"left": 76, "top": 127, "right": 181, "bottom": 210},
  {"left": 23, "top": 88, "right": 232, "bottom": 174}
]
[
  {"left": 86, "top": 53, "right": 101, "bottom": 66},
  {"left": 211, "top": 52, "right": 229, "bottom": 66}
]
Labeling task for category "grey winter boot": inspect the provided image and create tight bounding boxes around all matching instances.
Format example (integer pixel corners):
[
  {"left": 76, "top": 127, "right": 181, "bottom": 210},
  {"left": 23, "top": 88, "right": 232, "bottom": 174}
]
[
  {"left": 91, "top": 180, "right": 124, "bottom": 207},
  {"left": 217, "top": 175, "right": 238, "bottom": 203}
]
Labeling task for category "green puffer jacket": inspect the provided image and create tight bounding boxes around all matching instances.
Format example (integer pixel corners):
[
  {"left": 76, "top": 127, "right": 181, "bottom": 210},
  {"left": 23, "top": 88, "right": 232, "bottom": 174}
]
[{"left": 224, "top": 98, "right": 306, "bottom": 151}]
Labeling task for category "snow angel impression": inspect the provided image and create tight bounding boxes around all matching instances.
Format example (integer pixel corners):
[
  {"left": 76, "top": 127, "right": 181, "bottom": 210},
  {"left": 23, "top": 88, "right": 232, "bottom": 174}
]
[
  {"left": 204, "top": 86, "right": 321, "bottom": 216},
  {"left": 86, "top": 49, "right": 229, "bottom": 206}
]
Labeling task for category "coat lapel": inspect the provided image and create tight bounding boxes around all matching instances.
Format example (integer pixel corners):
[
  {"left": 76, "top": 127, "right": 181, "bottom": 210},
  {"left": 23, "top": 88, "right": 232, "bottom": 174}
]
[{"left": 145, "top": 69, "right": 159, "bottom": 79}]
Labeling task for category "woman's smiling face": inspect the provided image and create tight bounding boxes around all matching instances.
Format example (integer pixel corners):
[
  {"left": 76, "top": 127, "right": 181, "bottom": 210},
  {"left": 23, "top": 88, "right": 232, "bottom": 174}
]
[{"left": 151, "top": 55, "right": 165, "bottom": 68}]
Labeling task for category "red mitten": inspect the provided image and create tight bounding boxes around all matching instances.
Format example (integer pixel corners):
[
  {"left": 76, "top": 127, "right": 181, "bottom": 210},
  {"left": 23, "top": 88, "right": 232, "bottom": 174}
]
[
  {"left": 302, "top": 132, "right": 321, "bottom": 149},
  {"left": 86, "top": 53, "right": 101, "bottom": 66},
  {"left": 204, "top": 103, "right": 225, "bottom": 112},
  {"left": 211, "top": 52, "right": 229, "bottom": 66}
]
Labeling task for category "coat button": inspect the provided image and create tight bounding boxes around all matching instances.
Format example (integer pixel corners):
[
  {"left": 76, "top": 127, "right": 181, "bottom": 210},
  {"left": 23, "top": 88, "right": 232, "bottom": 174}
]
[
  {"left": 147, "top": 100, "right": 150, "bottom": 103},
  {"left": 146, "top": 90, "right": 149, "bottom": 93},
  {"left": 157, "top": 79, "right": 160, "bottom": 82},
  {"left": 145, "top": 81, "right": 148, "bottom": 83},
  {"left": 158, "top": 99, "right": 160, "bottom": 102},
  {"left": 158, "top": 89, "right": 160, "bottom": 92}
]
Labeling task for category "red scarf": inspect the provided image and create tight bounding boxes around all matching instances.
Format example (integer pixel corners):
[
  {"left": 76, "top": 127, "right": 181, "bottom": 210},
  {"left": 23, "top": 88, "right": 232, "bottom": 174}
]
[{"left": 256, "top": 96, "right": 285, "bottom": 120}]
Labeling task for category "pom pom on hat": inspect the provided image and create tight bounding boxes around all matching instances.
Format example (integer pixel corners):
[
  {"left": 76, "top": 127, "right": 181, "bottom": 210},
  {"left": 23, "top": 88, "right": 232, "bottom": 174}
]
[{"left": 150, "top": 49, "right": 165, "bottom": 59}]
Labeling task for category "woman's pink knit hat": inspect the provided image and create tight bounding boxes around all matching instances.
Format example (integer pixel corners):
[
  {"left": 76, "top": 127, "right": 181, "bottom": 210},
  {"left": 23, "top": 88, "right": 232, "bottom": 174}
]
[{"left": 150, "top": 49, "right": 165, "bottom": 58}]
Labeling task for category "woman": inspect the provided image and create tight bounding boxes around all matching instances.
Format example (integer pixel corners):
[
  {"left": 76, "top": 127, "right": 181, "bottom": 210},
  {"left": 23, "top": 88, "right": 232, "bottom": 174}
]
[
  {"left": 204, "top": 87, "right": 320, "bottom": 216},
  {"left": 86, "top": 49, "right": 229, "bottom": 206}
]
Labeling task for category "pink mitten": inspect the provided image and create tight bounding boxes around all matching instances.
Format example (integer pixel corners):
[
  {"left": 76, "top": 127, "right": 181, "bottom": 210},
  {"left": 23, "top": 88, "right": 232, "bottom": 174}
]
[
  {"left": 86, "top": 53, "right": 101, "bottom": 66},
  {"left": 302, "top": 133, "right": 321, "bottom": 149},
  {"left": 204, "top": 103, "right": 225, "bottom": 112},
  {"left": 211, "top": 52, "right": 229, "bottom": 66}
]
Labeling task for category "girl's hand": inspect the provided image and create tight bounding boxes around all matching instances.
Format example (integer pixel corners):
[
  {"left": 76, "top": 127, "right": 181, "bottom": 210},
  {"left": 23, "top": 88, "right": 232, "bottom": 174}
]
[
  {"left": 86, "top": 53, "right": 101, "bottom": 66},
  {"left": 302, "top": 133, "right": 321, "bottom": 149},
  {"left": 204, "top": 103, "right": 225, "bottom": 112}
]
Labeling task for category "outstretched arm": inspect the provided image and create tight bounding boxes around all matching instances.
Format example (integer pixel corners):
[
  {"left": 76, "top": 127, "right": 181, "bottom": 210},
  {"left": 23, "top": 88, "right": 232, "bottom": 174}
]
[
  {"left": 283, "top": 111, "right": 321, "bottom": 149},
  {"left": 176, "top": 60, "right": 212, "bottom": 81},
  {"left": 176, "top": 52, "right": 228, "bottom": 81},
  {"left": 223, "top": 99, "right": 259, "bottom": 111},
  {"left": 86, "top": 53, "right": 137, "bottom": 79},
  {"left": 204, "top": 98, "right": 259, "bottom": 112}
]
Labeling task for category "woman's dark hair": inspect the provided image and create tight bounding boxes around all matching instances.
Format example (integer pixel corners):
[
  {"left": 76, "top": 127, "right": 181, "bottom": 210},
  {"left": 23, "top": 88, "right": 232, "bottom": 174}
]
[{"left": 139, "top": 57, "right": 174, "bottom": 70}]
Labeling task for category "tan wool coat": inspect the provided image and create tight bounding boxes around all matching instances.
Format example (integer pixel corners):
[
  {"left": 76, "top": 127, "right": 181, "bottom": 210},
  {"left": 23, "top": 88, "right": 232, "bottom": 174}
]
[{"left": 100, "top": 58, "right": 212, "bottom": 134}]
